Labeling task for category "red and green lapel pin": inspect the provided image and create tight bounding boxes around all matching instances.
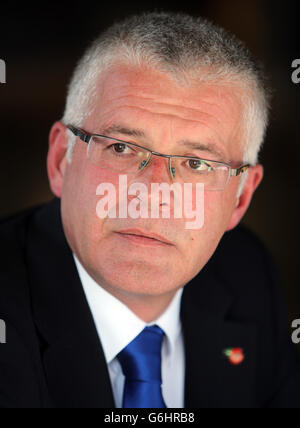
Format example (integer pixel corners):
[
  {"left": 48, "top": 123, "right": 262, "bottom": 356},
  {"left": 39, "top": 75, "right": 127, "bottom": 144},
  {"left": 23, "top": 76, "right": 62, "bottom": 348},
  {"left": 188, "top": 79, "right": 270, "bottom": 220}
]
[{"left": 223, "top": 348, "right": 245, "bottom": 365}]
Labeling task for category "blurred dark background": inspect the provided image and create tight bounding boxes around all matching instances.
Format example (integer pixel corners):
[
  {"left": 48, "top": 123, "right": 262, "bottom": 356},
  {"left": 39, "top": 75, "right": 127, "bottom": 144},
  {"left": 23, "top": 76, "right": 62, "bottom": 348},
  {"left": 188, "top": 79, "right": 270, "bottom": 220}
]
[{"left": 0, "top": 1, "right": 299, "bottom": 346}]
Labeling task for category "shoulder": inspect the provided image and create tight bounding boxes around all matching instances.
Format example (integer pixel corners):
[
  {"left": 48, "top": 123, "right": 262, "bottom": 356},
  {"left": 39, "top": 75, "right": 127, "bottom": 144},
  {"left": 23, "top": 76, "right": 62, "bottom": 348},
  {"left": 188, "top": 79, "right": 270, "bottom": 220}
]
[
  {"left": 213, "top": 224, "right": 277, "bottom": 286},
  {"left": 0, "top": 201, "right": 49, "bottom": 323},
  {"left": 0, "top": 203, "right": 45, "bottom": 259},
  {"left": 0, "top": 202, "right": 45, "bottom": 283},
  {"left": 0, "top": 200, "right": 60, "bottom": 311},
  {"left": 195, "top": 224, "right": 281, "bottom": 320},
  {"left": 0, "top": 202, "right": 53, "bottom": 408},
  {"left": 0, "top": 200, "right": 61, "bottom": 339},
  {"left": 218, "top": 223, "right": 269, "bottom": 260},
  {"left": 208, "top": 224, "right": 283, "bottom": 322}
]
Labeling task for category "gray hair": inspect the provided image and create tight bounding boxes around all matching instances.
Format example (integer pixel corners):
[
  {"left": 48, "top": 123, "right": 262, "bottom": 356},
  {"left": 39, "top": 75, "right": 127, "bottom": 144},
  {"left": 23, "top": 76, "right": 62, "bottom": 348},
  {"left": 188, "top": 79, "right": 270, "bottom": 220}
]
[{"left": 62, "top": 12, "right": 271, "bottom": 195}]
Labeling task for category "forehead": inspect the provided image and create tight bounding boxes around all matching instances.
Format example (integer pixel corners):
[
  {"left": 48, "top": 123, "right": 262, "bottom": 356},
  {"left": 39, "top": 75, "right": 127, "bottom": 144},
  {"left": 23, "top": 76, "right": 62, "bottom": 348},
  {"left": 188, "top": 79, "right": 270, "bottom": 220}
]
[
  {"left": 86, "top": 64, "right": 244, "bottom": 161},
  {"left": 98, "top": 64, "right": 242, "bottom": 113}
]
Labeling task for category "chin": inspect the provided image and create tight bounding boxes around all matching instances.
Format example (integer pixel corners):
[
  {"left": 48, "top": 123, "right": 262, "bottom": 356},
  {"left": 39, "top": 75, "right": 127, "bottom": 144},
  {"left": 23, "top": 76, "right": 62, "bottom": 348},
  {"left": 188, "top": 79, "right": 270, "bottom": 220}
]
[
  {"left": 116, "top": 284, "right": 174, "bottom": 297},
  {"left": 95, "top": 261, "right": 178, "bottom": 296}
]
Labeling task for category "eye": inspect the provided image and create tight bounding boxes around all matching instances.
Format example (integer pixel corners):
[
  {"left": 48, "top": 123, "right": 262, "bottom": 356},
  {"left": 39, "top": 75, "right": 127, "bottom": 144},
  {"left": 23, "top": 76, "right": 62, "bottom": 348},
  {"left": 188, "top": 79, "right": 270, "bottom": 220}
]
[
  {"left": 186, "top": 159, "right": 212, "bottom": 171},
  {"left": 113, "top": 143, "right": 129, "bottom": 153},
  {"left": 108, "top": 143, "right": 134, "bottom": 155}
]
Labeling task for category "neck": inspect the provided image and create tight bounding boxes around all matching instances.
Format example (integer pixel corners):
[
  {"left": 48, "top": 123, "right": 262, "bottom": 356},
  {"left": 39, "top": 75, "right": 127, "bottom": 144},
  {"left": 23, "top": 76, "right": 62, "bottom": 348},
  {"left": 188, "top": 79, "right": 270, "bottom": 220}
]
[{"left": 101, "top": 285, "right": 179, "bottom": 323}]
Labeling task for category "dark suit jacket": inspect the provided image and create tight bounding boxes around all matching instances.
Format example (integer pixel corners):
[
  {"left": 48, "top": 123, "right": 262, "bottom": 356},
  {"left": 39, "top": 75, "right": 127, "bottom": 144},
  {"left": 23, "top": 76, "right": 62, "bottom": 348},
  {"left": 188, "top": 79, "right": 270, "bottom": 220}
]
[{"left": 0, "top": 197, "right": 299, "bottom": 408}]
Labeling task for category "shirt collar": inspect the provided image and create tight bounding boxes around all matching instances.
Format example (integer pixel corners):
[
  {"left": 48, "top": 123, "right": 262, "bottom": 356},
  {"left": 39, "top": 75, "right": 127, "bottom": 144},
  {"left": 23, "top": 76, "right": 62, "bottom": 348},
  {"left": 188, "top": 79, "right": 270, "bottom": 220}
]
[{"left": 73, "top": 254, "right": 184, "bottom": 364}]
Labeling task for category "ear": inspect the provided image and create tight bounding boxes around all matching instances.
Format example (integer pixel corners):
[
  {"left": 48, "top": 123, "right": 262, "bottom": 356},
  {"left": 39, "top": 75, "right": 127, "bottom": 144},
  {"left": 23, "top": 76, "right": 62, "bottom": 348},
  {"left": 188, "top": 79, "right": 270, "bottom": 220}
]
[
  {"left": 47, "top": 121, "right": 68, "bottom": 198},
  {"left": 226, "top": 164, "right": 264, "bottom": 231}
]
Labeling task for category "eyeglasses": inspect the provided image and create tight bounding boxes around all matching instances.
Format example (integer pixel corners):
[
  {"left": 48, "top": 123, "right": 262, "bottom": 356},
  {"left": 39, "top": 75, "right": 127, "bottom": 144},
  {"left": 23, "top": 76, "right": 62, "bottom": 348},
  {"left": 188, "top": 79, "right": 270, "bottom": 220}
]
[{"left": 67, "top": 125, "right": 250, "bottom": 191}]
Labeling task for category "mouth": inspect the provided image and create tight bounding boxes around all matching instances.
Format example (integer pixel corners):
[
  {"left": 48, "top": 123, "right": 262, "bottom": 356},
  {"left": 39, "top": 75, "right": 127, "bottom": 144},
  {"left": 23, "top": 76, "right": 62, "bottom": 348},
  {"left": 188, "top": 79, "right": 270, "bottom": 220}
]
[{"left": 115, "top": 229, "right": 174, "bottom": 247}]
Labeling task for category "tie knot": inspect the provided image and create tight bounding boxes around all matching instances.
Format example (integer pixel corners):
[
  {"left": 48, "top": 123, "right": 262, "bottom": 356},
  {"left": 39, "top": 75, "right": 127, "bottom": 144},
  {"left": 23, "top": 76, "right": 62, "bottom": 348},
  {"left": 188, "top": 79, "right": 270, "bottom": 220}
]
[{"left": 117, "top": 325, "right": 165, "bottom": 383}]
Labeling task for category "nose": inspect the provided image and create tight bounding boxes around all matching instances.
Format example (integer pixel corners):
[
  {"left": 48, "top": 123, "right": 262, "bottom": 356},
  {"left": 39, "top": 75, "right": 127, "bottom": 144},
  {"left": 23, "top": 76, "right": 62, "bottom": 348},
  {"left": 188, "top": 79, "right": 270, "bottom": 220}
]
[
  {"left": 126, "top": 155, "right": 175, "bottom": 210},
  {"left": 138, "top": 154, "right": 175, "bottom": 183}
]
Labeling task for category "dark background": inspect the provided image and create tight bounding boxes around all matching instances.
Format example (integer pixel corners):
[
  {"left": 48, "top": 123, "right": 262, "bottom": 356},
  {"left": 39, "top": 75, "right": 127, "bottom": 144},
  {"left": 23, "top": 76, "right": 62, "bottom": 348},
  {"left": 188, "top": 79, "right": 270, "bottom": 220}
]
[{"left": 1, "top": 1, "right": 299, "bottom": 346}]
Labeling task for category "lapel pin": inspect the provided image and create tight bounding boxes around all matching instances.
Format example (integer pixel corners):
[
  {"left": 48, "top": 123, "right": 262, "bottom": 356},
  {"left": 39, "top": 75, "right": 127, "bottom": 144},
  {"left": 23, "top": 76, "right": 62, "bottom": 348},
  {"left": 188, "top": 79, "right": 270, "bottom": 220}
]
[{"left": 224, "top": 348, "right": 245, "bottom": 366}]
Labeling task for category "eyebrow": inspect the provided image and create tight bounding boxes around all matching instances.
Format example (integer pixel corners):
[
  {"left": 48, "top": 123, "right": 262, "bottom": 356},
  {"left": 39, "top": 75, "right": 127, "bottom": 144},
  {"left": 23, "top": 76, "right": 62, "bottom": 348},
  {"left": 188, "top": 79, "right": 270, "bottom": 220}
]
[
  {"left": 179, "top": 140, "right": 225, "bottom": 161},
  {"left": 101, "top": 124, "right": 146, "bottom": 139},
  {"left": 101, "top": 124, "right": 226, "bottom": 161}
]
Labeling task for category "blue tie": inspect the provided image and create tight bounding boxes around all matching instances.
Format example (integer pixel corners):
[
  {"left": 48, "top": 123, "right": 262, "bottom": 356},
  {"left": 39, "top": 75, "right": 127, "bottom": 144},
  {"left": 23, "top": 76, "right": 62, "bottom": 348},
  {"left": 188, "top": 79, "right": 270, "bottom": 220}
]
[{"left": 117, "top": 325, "right": 167, "bottom": 408}]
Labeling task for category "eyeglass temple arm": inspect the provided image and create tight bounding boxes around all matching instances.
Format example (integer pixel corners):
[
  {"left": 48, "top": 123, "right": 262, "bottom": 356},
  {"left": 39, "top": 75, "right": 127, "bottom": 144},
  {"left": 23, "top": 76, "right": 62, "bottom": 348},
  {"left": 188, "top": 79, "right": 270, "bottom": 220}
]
[
  {"left": 230, "top": 165, "right": 250, "bottom": 177},
  {"left": 67, "top": 125, "right": 91, "bottom": 143}
]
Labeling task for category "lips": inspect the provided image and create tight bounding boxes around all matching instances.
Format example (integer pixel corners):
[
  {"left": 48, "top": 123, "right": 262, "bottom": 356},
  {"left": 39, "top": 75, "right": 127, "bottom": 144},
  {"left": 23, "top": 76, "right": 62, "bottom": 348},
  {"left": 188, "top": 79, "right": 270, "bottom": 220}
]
[{"left": 116, "top": 229, "right": 174, "bottom": 246}]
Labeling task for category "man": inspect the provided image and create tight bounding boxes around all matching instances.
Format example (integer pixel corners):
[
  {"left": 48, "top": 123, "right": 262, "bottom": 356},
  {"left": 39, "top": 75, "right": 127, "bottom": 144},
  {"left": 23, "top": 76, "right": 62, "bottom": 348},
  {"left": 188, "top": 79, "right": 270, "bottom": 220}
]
[{"left": 0, "top": 12, "right": 299, "bottom": 409}]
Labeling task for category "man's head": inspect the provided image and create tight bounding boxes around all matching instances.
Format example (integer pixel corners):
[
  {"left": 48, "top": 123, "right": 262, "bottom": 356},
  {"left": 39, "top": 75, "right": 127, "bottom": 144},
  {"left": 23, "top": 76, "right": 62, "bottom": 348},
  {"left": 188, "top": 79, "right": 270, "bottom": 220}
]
[{"left": 47, "top": 12, "right": 269, "bottom": 300}]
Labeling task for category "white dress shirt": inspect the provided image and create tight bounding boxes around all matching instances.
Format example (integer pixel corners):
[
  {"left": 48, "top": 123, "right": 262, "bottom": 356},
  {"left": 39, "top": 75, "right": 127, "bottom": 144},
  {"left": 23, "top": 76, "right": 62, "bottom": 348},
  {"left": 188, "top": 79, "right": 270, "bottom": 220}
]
[{"left": 73, "top": 254, "right": 185, "bottom": 408}]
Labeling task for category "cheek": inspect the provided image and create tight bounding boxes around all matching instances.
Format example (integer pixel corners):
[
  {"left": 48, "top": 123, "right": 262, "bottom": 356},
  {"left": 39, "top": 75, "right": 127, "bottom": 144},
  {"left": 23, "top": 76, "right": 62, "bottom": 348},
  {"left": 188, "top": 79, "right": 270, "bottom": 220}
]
[
  {"left": 204, "top": 189, "right": 237, "bottom": 234},
  {"left": 63, "top": 160, "right": 122, "bottom": 235},
  {"left": 191, "top": 192, "right": 231, "bottom": 247},
  {"left": 204, "top": 192, "right": 224, "bottom": 225},
  {"left": 176, "top": 193, "right": 229, "bottom": 274},
  {"left": 71, "top": 161, "right": 121, "bottom": 206}
]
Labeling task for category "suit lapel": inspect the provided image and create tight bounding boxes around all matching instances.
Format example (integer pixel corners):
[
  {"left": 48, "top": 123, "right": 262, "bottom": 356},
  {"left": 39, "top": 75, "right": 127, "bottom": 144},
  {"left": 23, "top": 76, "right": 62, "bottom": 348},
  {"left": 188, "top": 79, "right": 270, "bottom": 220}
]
[
  {"left": 181, "top": 265, "right": 257, "bottom": 408},
  {"left": 26, "top": 198, "right": 115, "bottom": 408}
]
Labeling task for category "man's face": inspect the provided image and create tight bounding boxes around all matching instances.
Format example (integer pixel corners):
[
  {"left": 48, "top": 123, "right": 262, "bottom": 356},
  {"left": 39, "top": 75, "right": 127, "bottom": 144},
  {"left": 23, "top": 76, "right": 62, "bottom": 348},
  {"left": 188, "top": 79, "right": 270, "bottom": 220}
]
[{"left": 58, "top": 64, "right": 247, "bottom": 297}]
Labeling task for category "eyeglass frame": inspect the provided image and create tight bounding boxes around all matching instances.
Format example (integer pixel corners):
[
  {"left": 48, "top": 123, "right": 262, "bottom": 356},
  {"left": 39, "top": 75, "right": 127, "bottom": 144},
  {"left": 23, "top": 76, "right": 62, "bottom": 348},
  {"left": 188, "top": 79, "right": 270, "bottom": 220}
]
[{"left": 67, "top": 125, "right": 251, "bottom": 188}]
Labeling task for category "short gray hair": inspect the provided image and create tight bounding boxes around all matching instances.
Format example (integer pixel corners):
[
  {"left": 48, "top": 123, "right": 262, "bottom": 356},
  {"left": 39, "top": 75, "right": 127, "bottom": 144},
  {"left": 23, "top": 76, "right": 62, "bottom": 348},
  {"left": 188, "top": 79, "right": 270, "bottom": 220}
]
[{"left": 62, "top": 12, "right": 271, "bottom": 194}]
